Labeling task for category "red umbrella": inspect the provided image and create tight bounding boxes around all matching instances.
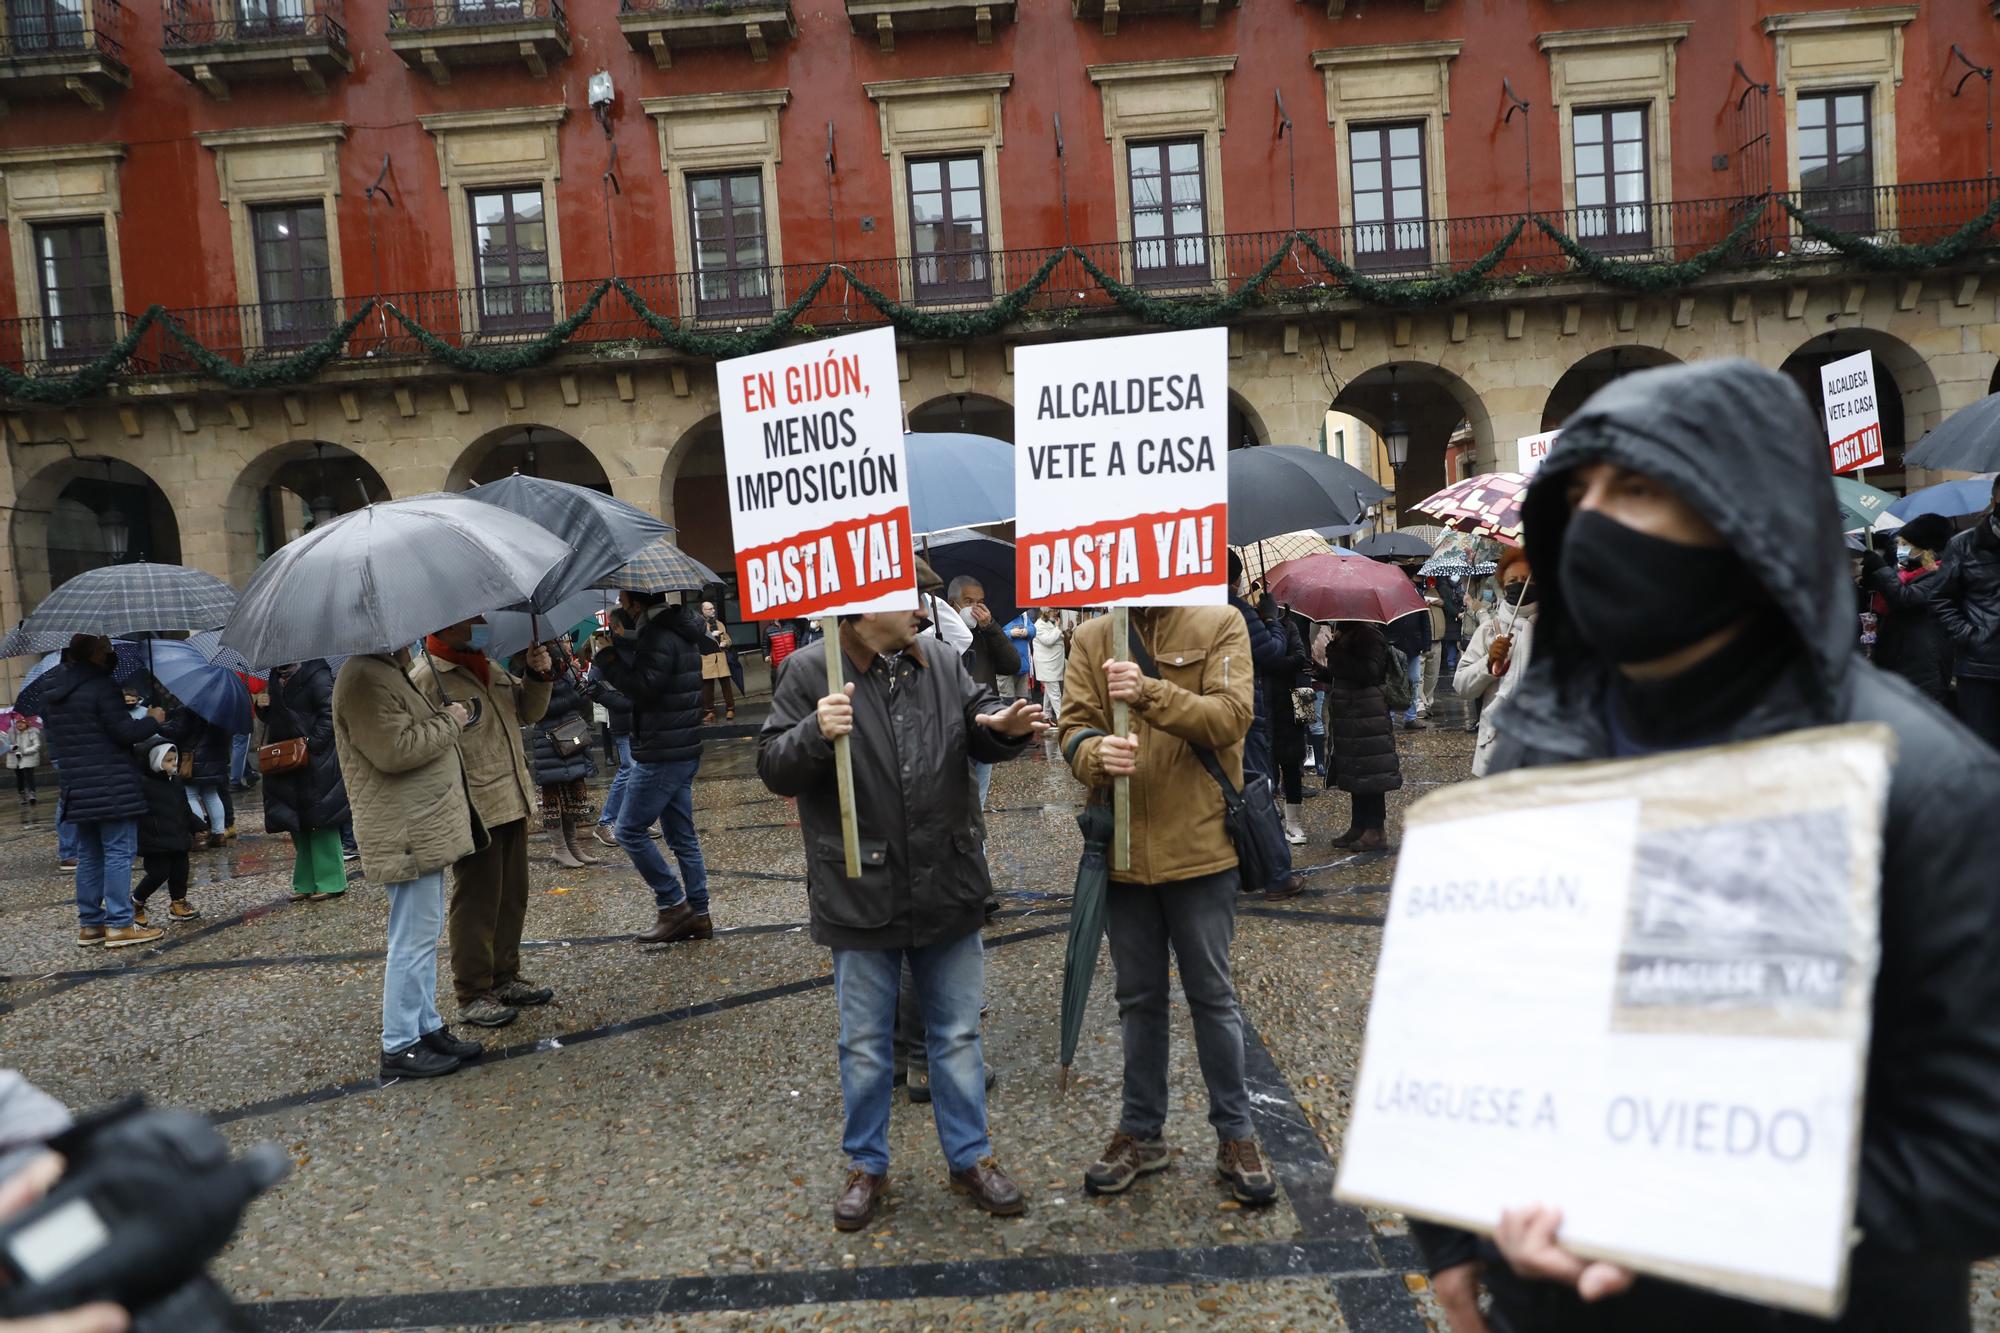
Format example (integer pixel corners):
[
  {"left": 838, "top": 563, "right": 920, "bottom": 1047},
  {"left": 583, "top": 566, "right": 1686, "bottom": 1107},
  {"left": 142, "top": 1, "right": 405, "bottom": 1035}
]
[
  {"left": 1267, "top": 554, "right": 1427, "bottom": 625},
  {"left": 1413, "top": 471, "right": 1531, "bottom": 546}
]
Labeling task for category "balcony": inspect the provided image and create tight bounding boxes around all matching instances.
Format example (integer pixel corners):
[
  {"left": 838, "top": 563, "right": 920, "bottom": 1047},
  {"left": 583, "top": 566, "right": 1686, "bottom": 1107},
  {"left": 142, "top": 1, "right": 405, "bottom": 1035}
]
[
  {"left": 385, "top": 0, "right": 567, "bottom": 85},
  {"left": 844, "top": 0, "right": 1013, "bottom": 52},
  {"left": 0, "top": 0, "right": 129, "bottom": 109},
  {"left": 161, "top": 0, "right": 351, "bottom": 98},
  {"left": 0, "top": 311, "right": 136, "bottom": 376},
  {"left": 616, "top": 0, "right": 792, "bottom": 70},
  {"left": 1071, "top": 0, "right": 1236, "bottom": 36}
]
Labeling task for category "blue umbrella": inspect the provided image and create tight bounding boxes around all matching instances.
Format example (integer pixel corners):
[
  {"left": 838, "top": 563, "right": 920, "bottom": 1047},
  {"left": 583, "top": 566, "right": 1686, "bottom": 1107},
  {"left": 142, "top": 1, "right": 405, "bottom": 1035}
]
[
  {"left": 143, "top": 639, "right": 253, "bottom": 733},
  {"left": 1888, "top": 476, "right": 1996, "bottom": 521},
  {"left": 13, "top": 641, "right": 146, "bottom": 715},
  {"left": 905, "top": 432, "right": 1014, "bottom": 535}
]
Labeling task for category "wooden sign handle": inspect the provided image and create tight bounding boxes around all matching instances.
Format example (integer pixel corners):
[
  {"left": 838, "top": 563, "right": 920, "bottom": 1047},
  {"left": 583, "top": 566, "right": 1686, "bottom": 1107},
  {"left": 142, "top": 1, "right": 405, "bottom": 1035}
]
[
  {"left": 1109, "top": 604, "right": 1131, "bottom": 873},
  {"left": 819, "top": 615, "right": 863, "bottom": 879}
]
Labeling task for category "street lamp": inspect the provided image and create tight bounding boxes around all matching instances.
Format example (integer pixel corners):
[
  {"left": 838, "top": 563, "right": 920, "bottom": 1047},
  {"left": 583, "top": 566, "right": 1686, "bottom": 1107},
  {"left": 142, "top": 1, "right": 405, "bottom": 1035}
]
[
  {"left": 98, "top": 506, "right": 129, "bottom": 561},
  {"left": 308, "top": 443, "right": 339, "bottom": 529},
  {"left": 1383, "top": 367, "right": 1411, "bottom": 475}
]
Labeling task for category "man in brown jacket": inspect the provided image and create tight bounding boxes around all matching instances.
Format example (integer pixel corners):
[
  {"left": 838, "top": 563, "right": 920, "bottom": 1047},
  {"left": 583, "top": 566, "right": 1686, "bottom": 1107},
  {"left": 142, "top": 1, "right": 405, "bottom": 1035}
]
[
  {"left": 410, "top": 620, "right": 553, "bottom": 1029},
  {"left": 1060, "top": 605, "right": 1278, "bottom": 1208}
]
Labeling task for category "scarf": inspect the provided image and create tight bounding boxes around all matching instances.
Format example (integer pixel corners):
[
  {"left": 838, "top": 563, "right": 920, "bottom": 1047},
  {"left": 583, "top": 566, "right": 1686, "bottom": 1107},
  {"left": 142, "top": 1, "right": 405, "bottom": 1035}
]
[
  {"left": 425, "top": 634, "right": 490, "bottom": 688},
  {"left": 1608, "top": 613, "right": 1800, "bottom": 754}
]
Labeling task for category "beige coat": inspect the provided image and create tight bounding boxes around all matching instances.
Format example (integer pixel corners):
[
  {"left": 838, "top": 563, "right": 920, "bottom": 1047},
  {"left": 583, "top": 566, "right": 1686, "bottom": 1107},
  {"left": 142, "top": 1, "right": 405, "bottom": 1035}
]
[
  {"left": 700, "top": 617, "right": 733, "bottom": 681},
  {"left": 408, "top": 654, "right": 550, "bottom": 830},
  {"left": 1454, "top": 606, "right": 1537, "bottom": 778},
  {"left": 332, "top": 654, "right": 481, "bottom": 886},
  {"left": 1061, "top": 606, "right": 1254, "bottom": 886}
]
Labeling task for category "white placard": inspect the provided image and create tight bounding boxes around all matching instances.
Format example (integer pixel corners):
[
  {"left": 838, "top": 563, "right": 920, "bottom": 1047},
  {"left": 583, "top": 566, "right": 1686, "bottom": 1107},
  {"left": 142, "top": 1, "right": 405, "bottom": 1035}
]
[
  {"left": 1821, "top": 351, "right": 1882, "bottom": 475},
  {"left": 1516, "top": 429, "right": 1561, "bottom": 477},
  {"left": 1013, "top": 328, "right": 1228, "bottom": 608},
  {"left": 1336, "top": 726, "right": 1891, "bottom": 1317},
  {"left": 717, "top": 327, "right": 915, "bottom": 620}
]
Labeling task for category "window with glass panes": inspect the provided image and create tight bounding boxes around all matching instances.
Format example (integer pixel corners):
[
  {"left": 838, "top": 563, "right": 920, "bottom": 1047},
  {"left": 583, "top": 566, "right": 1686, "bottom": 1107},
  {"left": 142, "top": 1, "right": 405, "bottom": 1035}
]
[
  {"left": 469, "top": 187, "right": 552, "bottom": 331},
  {"left": 1572, "top": 106, "right": 1651, "bottom": 252},
  {"left": 236, "top": 0, "right": 306, "bottom": 37},
  {"left": 1797, "top": 90, "right": 1874, "bottom": 232},
  {"left": 688, "top": 171, "right": 770, "bottom": 318},
  {"left": 1127, "top": 138, "right": 1208, "bottom": 284},
  {"left": 32, "top": 220, "right": 114, "bottom": 361},
  {"left": 1349, "top": 122, "right": 1429, "bottom": 270},
  {"left": 251, "top": 203, "right": 333, "bottom": 345},
  {"left": 908, "top": 155, "right": 990, "bottom": 302},
  {"left": 3, "top": 0, "right": 85, "bottom": 54}
]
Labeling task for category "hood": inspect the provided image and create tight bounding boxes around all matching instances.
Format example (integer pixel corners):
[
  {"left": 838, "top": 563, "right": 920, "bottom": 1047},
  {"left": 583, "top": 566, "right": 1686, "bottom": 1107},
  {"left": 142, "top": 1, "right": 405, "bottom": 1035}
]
[{"left": 1519, "top": 358, "right": 1852, "bottom": 716}]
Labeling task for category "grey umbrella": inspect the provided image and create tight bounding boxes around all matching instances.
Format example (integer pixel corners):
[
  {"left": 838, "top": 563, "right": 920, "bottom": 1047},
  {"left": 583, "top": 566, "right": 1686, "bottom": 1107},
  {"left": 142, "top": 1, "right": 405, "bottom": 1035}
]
[
  {"left": 462, "top": 473, "right": 673, "bottom": 613},
  {"left": 220, "top": 495, "right": 573, "bottom": 668},
  {"left": 1228, "top": 446, "right": 1392, "bottom": 545},
  {"left": 1355, "top": 531, "right": 1436, "bottom": 560},
  {"left": 1904, "top": 393, "right": 2000, "bottom": 473},
  {"left": 20, "top": 562, "right": 238, "bottom": 639}
]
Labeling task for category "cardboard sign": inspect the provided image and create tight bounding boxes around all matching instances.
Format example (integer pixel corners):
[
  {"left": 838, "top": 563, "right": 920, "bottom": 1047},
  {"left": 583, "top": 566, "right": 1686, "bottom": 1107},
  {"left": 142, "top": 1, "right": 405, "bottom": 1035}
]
[
  {"left": 1821, "top": 352, "right": 1883, "bottom": 475},
  {"left": 1335, "top": 724, "right": 1891, "bottom": 1317},
  {"left": 1516, "top": 430, "right": 1561, "bottom": 477},
  {"left": 718, "top": 327, "right": 915, "bottom": 620},
  {"left": 1014, "top": 328, "right": 1228, "bottom": 608}
]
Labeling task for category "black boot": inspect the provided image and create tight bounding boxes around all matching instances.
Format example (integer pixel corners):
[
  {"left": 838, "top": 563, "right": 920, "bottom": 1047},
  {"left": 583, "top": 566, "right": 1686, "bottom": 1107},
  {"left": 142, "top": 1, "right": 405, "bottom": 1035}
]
[
  {"left": 420, "top": 1027, "right": 484, "bottom": 1060},
  {"left": 382, "top": 1041, "right": 460, "bottom": 1079}
]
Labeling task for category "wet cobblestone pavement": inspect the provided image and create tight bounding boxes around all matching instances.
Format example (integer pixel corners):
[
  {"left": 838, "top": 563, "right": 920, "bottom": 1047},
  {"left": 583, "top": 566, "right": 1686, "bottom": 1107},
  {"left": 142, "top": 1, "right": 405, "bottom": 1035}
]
[{"left": 3, "top": 693, "right": 1994, "bottom": 1331}]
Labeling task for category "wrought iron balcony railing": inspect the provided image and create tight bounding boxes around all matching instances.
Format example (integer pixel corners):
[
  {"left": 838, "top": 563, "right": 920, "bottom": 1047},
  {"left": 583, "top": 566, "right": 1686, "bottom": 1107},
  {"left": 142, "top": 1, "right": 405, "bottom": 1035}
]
[
  {"left": 0, "top": 0, "right": 126, "bottom": 64},
  {"left": 161, "top": 0, "right": 346, "bottom": 48},
  {"left": 385, "top": 0, "right": 563, "bottom": 31}
]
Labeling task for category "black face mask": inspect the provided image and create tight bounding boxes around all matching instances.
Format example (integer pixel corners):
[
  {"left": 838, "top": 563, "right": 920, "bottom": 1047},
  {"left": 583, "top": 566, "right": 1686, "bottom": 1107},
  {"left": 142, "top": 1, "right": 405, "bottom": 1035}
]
[
  {"left": 1501, "top": 581, "right": 1539, "bottom": 608},
  {"left": 1558, "top": 510, "right": 1754, "bottom": 666}
]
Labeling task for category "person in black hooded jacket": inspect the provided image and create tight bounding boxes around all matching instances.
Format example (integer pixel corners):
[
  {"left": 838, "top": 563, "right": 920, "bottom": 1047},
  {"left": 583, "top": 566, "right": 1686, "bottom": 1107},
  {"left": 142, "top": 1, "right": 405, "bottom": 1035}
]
[
  {"left": 1861, "top": 512, "right": 1953, "bottom": 705},
  {"left": 1926, "top": 473, "right": 2000, "bottom": 748},
  {"left": 258, "top": 659, "right": 351, "bottom": 902},
  {"left": 1414, "top": 360, "right": 2000, "bottom": 1333}
]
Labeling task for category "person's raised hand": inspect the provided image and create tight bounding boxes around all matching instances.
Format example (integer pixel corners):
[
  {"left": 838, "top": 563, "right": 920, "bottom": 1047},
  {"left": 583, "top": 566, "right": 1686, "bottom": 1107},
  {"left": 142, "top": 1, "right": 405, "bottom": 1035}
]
[
  {"left": 968, "top": 602, "right": 992, "bottom": 627},
  {"left": 1097, "top": 733, "right": 1138, "bottom": 777},
  {"left": 145, "top": 707, "right": 166, "bottom": 723},
  {"left": 1494, "top": 1205, "right": 1634, "bottom": 1303},
  {"left": 1103, "top": 659, "right": 1144, "bottom": 704},
  {"left": 524, "top": 644, "right": 553, "bottom": 676},
  {"left": 816, "top": 682, "right": 856, "bottom": 742},
  {"left": 976, "top": 700, "right": 1048, "bottom": 739},
  {"left": 0, "top": 1153, "right": 131, "bottom": 1333}
]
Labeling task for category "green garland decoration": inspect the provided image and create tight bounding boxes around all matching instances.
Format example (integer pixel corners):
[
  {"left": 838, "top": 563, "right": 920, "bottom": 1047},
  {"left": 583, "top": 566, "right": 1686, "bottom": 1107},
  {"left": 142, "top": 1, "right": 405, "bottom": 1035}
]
[
  {"left": 382, "top": 281, "right": 613, "bottom": 375},
  {"left": 156, "top": 300, "right": 376, "bottom": 392},
  {"left": 836, "top": 249, "right": 1066, "bottom": 340},
  {"left": 1297, "top": 221, "right": 1526, "bottom": 307},
  {"left": 1069, "top": 236, "right": 1299, "bottom": 328},
  {"left": 0, "top": 306, "right": 160, "bottom": 408},
  {"left": 1780, "top": 193, "right": 2000, "bottom": 272},
  {"left": 613, "top": 267, "right": 834, "bottom": 359},
  {"left": 1530, "top": 198, "right": 1767, "bottom": 292}
]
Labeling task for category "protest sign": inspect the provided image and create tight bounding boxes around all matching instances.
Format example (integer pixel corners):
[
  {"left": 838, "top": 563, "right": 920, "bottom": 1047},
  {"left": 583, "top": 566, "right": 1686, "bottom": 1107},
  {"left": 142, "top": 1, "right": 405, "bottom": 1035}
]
[
  {"left": 1516, "top": 429, "right": 1560, "bottom": 477},
  {"left": 1821, "top": 351, "right": 1882, "bottom": 475},
  {"left": 1335, "top": 724, "right": 1891, "bottom": 1317},
  {"left": 718, "top": 326, "right": 915, "bottom": 621},
  {"left": 1013, "top": 328, "right": 1228, "bottom": 608}
]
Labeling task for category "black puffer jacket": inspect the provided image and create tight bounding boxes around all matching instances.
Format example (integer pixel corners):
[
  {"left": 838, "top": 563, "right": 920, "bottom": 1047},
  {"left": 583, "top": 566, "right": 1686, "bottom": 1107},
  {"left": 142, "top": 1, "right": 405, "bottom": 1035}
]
[
  {"left": 1864, "top": 558, "right": 1951, "bottom": 702},
  {"left": 137, "top": 769, "right": 193, "bottom": 855},
  {"left": 1417, "top": 360, "right": 2000, "bottom": 1331},
  {"left": 161, "top": 710, "right": 232, "bottom": 785},
  {"left": 38, "top": 656, "right": 157, "bottom": 823},
  {"left": 1260, "top": 611, "right": 1310, "bottom": 768},
  {"left": 526, "top": 674, "right": 597, "bottom": 785},
  {"left": 593, "top": 602, "right": 709, "bottom": 765},
  {"left": 580, "top": 662, "right": 632, "bottom": 737},
  {"left": 1315, "top": 623, "right": 1400, "bottom": 796},
  {"left": 259, "top": 659, "right": 349, "bottom": 835},
  {"left": 1234, "top": 596, "right": 1287, "bottom": 780},
  {"left": 1927, "top": 513, "right": 2000, "bottom": 681}
]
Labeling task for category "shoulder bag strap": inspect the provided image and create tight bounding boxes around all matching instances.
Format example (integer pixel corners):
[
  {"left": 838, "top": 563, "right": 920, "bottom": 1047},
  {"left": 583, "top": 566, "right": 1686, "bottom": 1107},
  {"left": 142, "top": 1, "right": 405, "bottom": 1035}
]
[{"left": 1125, "top": 621, "right": 1244, "bottom": 807}]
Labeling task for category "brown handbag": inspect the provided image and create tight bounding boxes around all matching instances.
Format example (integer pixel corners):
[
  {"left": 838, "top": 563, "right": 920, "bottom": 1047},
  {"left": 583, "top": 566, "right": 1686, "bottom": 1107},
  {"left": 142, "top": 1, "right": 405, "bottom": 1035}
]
[{"left": 256, "top": 737, "right": 308, "bottom": 774}]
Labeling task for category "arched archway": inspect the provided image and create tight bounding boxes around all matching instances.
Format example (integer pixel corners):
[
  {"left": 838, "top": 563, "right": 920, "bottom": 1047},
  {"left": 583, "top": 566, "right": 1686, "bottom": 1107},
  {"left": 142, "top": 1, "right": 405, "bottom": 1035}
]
[
  {"left": 1779, "top": 330, "right": 1939, "bottom": 489},
  {"left": 1542, "top": 346, "right": 1682, "bottom": 432},
  {"left": 10, "top": 454, "right": 181, "bottom": 609},
  {"left": 1332, "top": 362, "right": 1491, "bottom": 519},
  {"left": 447, "top": 424, "right": 613, "bottom": 493},
  {"left": 1227, "top": 393, "right": 1269, "bottom": 450},
  {"left": 662, "top": 414, "right": 730, "bottom": 577},
  {"left": 223, "top": 440, "right": 391, "bottom": 583},
  {"left": 908, "top": 392, "right": 1013, "bottom": 442}
]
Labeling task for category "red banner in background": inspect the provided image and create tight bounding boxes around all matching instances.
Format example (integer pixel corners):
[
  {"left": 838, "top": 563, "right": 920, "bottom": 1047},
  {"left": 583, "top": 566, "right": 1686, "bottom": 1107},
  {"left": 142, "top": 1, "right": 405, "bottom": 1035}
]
[
  {"left": 1830, "top": 424, "right": 1883, "bottom": 475},
  {"left": 735, "top": 505, "right": 913, "bottom": 620},
  {"left": 1016, "top": 502, "right": 1229, "bottom": 608}
]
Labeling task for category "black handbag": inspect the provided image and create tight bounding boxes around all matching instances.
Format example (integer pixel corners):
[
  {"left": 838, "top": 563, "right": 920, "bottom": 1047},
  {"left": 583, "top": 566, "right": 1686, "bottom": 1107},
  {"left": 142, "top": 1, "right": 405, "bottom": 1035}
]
[
  {"left": 550, "top": 716, "right": 591, "bottom": 758},
  {"left": 1126, "top": 625, "right": 1290, "bottom": 889}
]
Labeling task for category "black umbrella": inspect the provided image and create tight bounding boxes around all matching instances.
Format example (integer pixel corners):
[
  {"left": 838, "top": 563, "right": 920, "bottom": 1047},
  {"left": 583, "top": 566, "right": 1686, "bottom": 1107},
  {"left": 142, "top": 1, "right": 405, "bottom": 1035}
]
[
  {"left": 1354, "top": 531, "right": 1436, "bottom": 560},
  {"left": 1904, "top": 393, "right": 2000, "bottom": 472},
  {"left": 1228, "top": 446, "right": 1392, "bottom": 545}
]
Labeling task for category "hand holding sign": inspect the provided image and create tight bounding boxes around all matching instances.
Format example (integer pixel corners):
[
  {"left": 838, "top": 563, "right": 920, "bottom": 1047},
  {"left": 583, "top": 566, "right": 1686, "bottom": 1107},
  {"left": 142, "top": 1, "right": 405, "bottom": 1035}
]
[{"left": 816, "top": 682, "right": 856, "bottom": 742}]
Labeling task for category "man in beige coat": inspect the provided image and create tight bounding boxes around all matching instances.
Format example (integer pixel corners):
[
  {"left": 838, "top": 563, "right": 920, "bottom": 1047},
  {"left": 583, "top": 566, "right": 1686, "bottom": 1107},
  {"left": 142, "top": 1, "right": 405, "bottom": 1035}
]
[
  {"left": 332, "top": 650, "right": 487, "bottom": 1080},
  {"left": 410, "top": 621, "right": 553, "bottom": 1029}
]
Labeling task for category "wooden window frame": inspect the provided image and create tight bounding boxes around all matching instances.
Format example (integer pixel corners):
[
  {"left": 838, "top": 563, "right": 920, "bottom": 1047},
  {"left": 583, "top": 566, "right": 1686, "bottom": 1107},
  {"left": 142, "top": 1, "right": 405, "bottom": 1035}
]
[
  {"left": 249, "top": 201, "right": 334, "bottom": 347},
  {"left": 1347, "top": 119, "right": 1431, "bottom": 273},
  {"left": 467, "top": 184, "right": 553, "bottom": 334},
  {"left": 1571, "top": 103, "right": 1653, "bottom": 254},
  {"left": 32, "top": 219, "right": 115, "bottom": 362},
  {"left": 1126, "top": 136, "right": 1210, "bottom": 288},
  {"left": 1795, "top": 87, "right": 1875, "bottom": 234},
  {"left": 906, "top": 152, "right": 991, "bottom": 304},
  {"left": 687, "top": 168, "right": 771, "bottom": 320}
]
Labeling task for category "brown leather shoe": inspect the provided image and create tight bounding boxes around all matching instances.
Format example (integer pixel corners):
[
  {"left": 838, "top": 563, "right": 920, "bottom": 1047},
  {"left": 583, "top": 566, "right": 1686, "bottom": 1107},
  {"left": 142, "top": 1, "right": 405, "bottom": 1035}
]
[
  {"left": 636, "top": 901, "right": 696, "bottom": 944},
  {"left": 1263, "top": 875, "right": 1306, "bottom": 902},
  {"left": 948, "top": 1156, "right": 1026, "bottom": 1217},
  {"left": 665, "top": 912, "right": 713, "bottom": 943},
  {"left": 1351, "top": 829, "right": 1389, "bottom": 853},
  {"left": 833, "top": 1169, "right": 887, "bottom": 1231}
]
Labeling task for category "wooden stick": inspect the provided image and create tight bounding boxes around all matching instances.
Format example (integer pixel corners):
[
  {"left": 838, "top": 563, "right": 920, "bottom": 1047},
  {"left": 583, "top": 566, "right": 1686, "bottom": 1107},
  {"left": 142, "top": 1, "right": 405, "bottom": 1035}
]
[
  {"left": 1109, "top": 604, "right": 1131, "bottom": 873},
  {"left": 820, "top": 615, "right": 862, "bottom": 878}
]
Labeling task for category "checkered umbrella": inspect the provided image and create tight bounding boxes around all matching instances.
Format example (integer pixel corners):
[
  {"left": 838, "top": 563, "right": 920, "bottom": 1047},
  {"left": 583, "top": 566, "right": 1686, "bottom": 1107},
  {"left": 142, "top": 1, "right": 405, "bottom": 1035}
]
[
  {"left": 185, "top": 629, "right": 254, "bottom": 674},
  {"left": 0, "top": 626, "right": 73, "bottom": 658},
  {"left": 20, "top": 562, "right": 238, "bottom": 639},
  {"left": 1412, "top": 472, "right": 1532, "bottom": 546},
  {"left": 591, "top": 538, "right": 721, "bottom": 595},
  {"left": 1235, "top": 530, "right": 1335, "bottom": 586}
]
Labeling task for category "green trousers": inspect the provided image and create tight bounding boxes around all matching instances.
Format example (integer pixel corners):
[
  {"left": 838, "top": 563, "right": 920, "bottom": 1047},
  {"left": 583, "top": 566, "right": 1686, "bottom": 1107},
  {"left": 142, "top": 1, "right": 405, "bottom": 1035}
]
[{"left": 292, "top": 827, "right": 346, "bottom": 897}]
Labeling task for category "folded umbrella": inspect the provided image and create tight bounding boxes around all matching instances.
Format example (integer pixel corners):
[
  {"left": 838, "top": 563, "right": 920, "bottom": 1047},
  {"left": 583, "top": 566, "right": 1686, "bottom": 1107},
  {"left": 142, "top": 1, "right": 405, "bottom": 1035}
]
[
  {"left": 141, "top": 639, "right": 253, "bottom": 734},
  {"left": 463, "top": 473, "right": 673, "bottom": 614},
  {"left": 1265, "top": 553, "right": 1428, "bottom": 625},
  {"left": 1058, "top": 802, "right": 1114, "bottom": 1094},
  {"left": 1904, "top": 394, "right": 2000, "bottom": 473},
  {"left": 1413, "top": 472, "right": 1532, "bottom": 546},
  {"left": 1888, "top": 476, "right": 1997, "bottom": 521},
  {"left": 905, "top": 432, "right": 1015, "bottom": 535},
  {"left": 1228, "top": 446, "right": 1390, "bottom": 545},
  {"left": 21, "top": 562, "right": 237, "bottom": 639},
  {"left": 1354, "top": 531, "right": 1436, "bottom": 560},
  {"left": 1831, "top": 476, "right": 1903, "bottom": 535},
  {"left": 220, "top": 495, "right": 574, "bottom": 668},
  {"left": 592, "top": 538, "right": 721, "bottom": 595}
]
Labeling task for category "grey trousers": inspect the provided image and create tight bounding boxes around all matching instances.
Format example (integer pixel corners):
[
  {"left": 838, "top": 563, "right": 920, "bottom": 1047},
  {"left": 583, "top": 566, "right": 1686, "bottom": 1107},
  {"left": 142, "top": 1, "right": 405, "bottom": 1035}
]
[{"left": 1105, "top": 867, "right": 1252, "bottom": 1141}]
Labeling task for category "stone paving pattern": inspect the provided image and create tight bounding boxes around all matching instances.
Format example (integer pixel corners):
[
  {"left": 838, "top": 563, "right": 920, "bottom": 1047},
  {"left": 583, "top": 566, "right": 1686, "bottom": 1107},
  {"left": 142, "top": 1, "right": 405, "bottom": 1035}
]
[{"left": 1, "top": 688, "right": 1993, "bottom": 1331}]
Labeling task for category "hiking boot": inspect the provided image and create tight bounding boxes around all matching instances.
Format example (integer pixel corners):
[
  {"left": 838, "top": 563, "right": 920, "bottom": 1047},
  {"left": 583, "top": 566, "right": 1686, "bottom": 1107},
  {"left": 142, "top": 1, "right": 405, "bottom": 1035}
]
[
  {"left": 381, "top": 1041, "right": 460, "bottom": 1080},
  {"left": 102, "top": 923, "right": 164, "bottom": 950},
  {"left": 131, "top": 904, "right": 149, "bottom": 927},
  {"left": 75, "top": 925, "right": 105, "bottom": 948},
  {"left": 494, "top": 978, "right": 554, "bottom": 1007},
  {"left": 591, "top": 824, "right": 618, "bottom": 848},
  {"left": 60, "top": 859, "right": 76, "bottom": 872},
  {"left": 1216, "top": 1139, "right": 1278, "bottom": 1207},
  {"left": 833, "top": 1169, "right": 887, "bottom": 1232},
  {"left": 1083, "top": 1133, "right": 1171, "bottom": 1196},
  {"left": 459, "top": 994, "right": 519, "bottom": 1028},
  {"left": 169, "top": 900, "right": 200, "bottom": 921},
  {"left": 419, "top": 1027, "right": 484, "bottom": 1060},
  {"left": 636, "top": 901, "right": 696, "bottom": 944},
  {"left": 948, "top": 1156, "right": 1025, "bottom": 1217}
]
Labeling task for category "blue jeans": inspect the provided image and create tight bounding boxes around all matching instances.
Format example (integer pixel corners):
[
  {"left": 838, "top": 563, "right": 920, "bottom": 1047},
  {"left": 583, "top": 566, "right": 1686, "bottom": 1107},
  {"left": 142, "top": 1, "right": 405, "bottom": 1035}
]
[
  {"left": 56, "top": 804, "right": 79, "bottom": 863},
  {"left": 185, "top": 782, "right": 226, "bottom": 835},
  {"left": 382, "top": 871, "right": 446, "bottom": 1053},
  {"left": 229, "top": 733, "right": 251, "bottom": 785},
  {"left": 615, "top": 757, "right": 707, "bottom": 913},
  {"left": 74, "top": 819, "right": 137, "bottom": 928},
  {"left": 597, "top": 734, "right": 635, "bottom": 827},
  {"left": 1400, "top": 652, "right": 1424, "bottom": 723},
  {"left": 971, "top": 760, "right": 993, "bottom": 810},
  {"left": 833, "top": 928, "right": 991, "bottom": 1174}
]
